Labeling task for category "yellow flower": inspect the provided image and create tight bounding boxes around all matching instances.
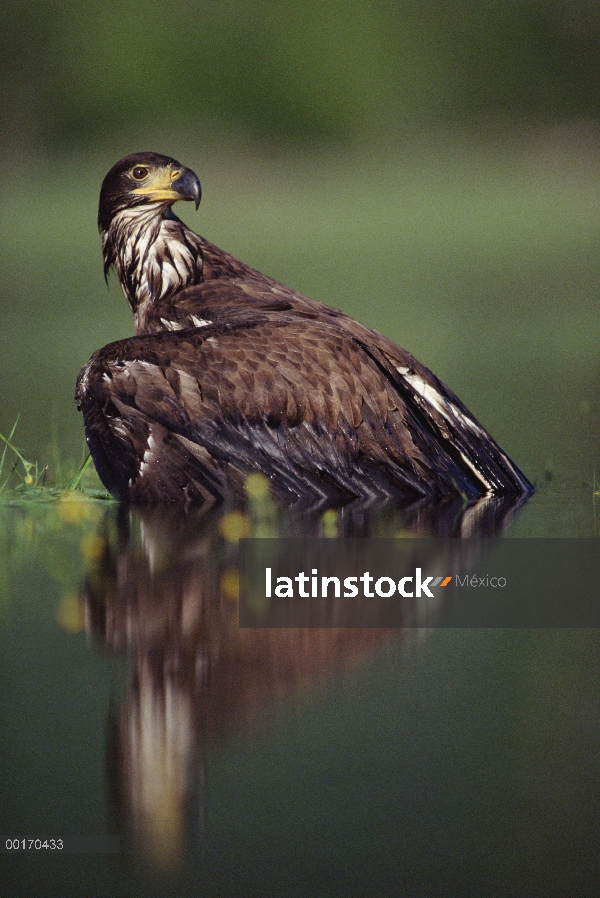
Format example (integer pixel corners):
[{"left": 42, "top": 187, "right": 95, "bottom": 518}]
[
  {"left": 57, "top": 492, "right": 101, "bottom": 524},
  {"left": 322, "top": 508, "right": 338, "bottom": 538},
  {"left": 245, "top": 472, "right": 270, "bottom": 500},
  {"left": 219, "top": 511, "right": 251, "bottom": 542},
  {"left": 80, "top": 533, "right": 106, "bottom": 563},
  {"left": 221, "top": 568, "right": 240, "bottom": 601},
  {"left": 57, "top": 593, "right": 85, "bottom": 633}
]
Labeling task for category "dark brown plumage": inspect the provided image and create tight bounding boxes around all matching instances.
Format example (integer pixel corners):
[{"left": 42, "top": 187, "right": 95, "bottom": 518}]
[{"left": 76, "top": 152, "right": 533, "bottom": 505}]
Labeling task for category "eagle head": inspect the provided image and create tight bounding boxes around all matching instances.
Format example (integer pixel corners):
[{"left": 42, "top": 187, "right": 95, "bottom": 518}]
[{"left": 98, "top": 152, "right": 202, "bottom": 233}]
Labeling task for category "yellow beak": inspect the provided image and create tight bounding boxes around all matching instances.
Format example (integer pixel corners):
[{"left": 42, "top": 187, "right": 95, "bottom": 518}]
[{"left": 132, "top": 165, "right": 201, "bottom": 208}]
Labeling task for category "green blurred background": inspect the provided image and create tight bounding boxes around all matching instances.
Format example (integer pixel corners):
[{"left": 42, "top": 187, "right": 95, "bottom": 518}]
[{"left": 2, "top": 0, "right": 600, "bottom": 489}]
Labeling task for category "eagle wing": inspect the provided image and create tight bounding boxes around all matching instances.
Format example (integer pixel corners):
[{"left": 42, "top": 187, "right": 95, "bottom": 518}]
[
  {"left": 76, "top": 312, "right": 499, "bottom": 504},
  {"left": 143, "top": 274, "right": 530, "bottom": 499}
]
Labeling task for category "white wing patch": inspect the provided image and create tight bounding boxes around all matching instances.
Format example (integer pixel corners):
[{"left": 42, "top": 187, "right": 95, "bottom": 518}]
[
  {"left": 397, "top": 367, "right": 494, "bottom": 493},
  {"left": 110, "top": 420, "right": 130, "bottom": 440},
  {"left": 160, "top": 318, "right": 182, "bottom": 331},
  {"left": 399, "top": 369, "right": 486, "bottom": 437},
  {"left": 159, "top": 315, "right": 212, "bottom": 331},
  {"left": 139, "top": 430, "right": 161, "bottom": 477}
]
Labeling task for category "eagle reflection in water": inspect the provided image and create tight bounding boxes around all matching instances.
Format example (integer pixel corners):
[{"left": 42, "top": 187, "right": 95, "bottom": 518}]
[{"left": 80, "top": 495, "right": 525, "bottom": 865}]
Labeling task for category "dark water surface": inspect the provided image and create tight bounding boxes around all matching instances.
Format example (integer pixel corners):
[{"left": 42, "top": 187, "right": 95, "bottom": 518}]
[{"left": 2, "top": 485, "right": 600, "bottom": 898}]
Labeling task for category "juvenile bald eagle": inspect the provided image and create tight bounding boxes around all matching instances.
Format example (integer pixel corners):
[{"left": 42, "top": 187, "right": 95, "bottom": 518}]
[{"left": 76, "top": 152, "right": 533, "bottom": 505}]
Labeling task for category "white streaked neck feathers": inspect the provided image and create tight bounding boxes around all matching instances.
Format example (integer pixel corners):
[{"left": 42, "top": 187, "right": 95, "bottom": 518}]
[{"left": 103, "top": 204, "right": 203, "bottom": 333}]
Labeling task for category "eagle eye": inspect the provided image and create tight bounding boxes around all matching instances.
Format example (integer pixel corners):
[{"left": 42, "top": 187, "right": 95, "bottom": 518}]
[{"left": 131, "top": 166, "right": 149, "bottom": 181}]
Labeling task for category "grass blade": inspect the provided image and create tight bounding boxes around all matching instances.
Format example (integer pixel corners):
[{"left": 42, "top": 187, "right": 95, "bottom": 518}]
[{"left": 68, "top": 454, "right": 93, "bottom": 491}]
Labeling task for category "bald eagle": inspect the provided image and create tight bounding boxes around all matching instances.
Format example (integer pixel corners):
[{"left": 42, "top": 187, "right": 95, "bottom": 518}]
[{"left": 76, "top": 152, "right": 532, "bottom": 505}]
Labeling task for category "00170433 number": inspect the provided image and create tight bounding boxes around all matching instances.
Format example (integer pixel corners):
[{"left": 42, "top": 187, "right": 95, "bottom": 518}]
[{"left": 5, "top": 838, "right": 64, "bottom": 850}]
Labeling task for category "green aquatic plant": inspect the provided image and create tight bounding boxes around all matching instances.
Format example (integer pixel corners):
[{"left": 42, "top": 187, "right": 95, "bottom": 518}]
[
  {"left": 0, "top": 421, "right": 44, "bottom": 491},
  {"left": 0, "top": 423, "right": 111, "bottom": 502},
  {"left": 0, "top": 423, "right": 112, "bottom": 623}
]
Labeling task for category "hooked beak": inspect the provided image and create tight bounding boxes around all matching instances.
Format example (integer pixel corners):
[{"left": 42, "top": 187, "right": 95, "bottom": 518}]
[
  {"left": 132, "top": 164, "right": 201, "bottom": 209},
  {"left": 170, "top": 167, "right": 202, "bottom": 209}
]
